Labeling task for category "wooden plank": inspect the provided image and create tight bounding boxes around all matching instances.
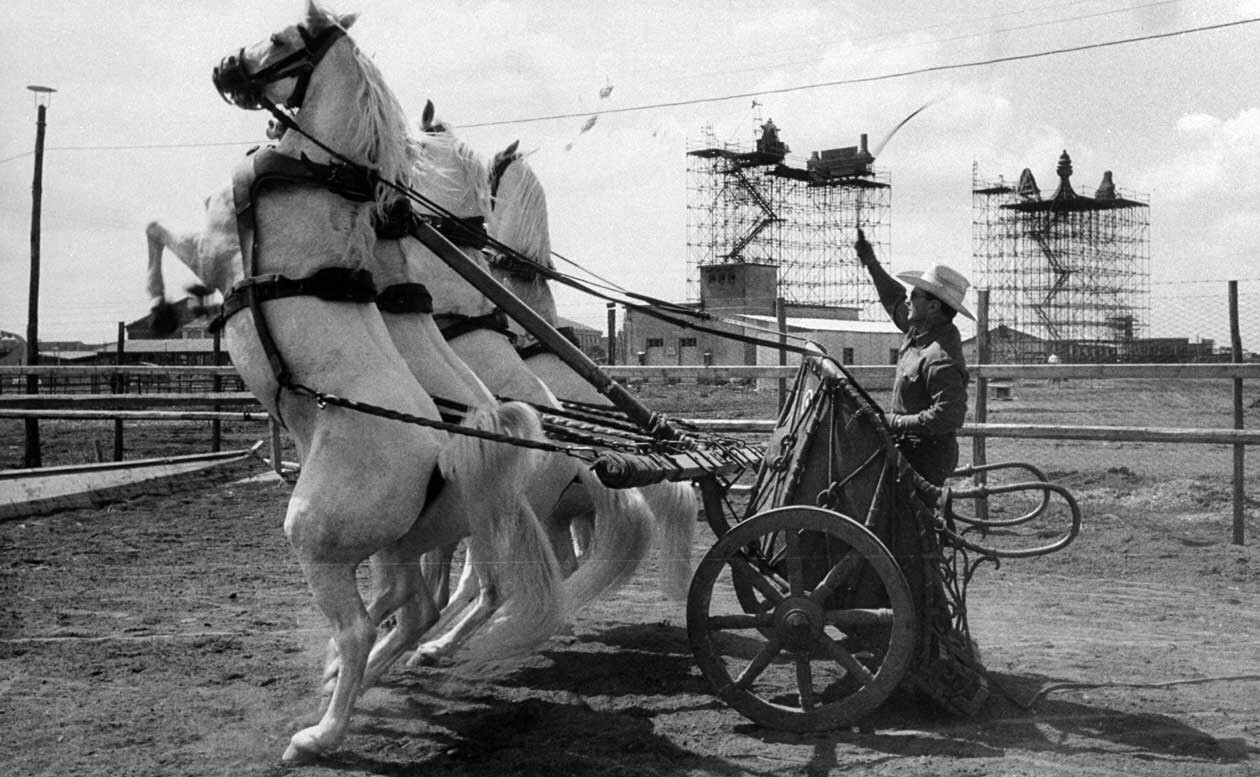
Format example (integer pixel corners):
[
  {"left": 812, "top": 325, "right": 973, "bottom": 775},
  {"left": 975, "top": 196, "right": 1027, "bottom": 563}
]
[
  {"left": 0, "top": 393, "right": 256, "bottom": 409},
  {"left": 0, "top": 409, "right": 271, "bottom": 422},
  {"left": 0, "top": 365, "right": 236, "bottom": 377},
  {"left": 0, "top": 449, "right": 257, "bottom": 521},
  {"left": 681, "top": 418, "right": 1260, "bottom": 445},
  {"left": 6, "top": 362, "right": 1260, "bottom": 382}
]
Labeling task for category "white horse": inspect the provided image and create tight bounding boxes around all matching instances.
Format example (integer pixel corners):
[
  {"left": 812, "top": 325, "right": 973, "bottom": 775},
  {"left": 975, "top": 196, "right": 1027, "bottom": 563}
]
[
  {"left": 397, "top": 111, "right": 673, "bottom": 663},
  {"left": 204, "top": 3, "right": 563, "bottom": 760},
  {"left": 484, "top": 138, "right": 700, "bottom": 600}
]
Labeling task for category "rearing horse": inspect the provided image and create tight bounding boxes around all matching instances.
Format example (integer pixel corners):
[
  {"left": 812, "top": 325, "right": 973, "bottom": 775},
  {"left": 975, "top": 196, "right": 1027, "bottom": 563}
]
[
  {"left": 207, "top": 3, "right": 564, "bottom": 761},
  {"left": 484, "top": 137, "right": 700, "bottom": 600},
  {"left": 398, "top": 112, "right": 667, "bottom": 661}
]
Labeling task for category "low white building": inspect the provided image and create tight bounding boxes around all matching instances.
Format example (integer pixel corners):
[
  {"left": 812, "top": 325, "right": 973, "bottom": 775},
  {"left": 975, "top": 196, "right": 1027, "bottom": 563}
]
[{"left": 737, "top": 314, "right": 903, "bottom": 368}]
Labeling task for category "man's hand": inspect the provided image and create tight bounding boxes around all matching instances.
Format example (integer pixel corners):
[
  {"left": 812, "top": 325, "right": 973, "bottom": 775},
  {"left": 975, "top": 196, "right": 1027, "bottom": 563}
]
[{"left": 855, "top": 228, "right": 876, "bottom": 266}]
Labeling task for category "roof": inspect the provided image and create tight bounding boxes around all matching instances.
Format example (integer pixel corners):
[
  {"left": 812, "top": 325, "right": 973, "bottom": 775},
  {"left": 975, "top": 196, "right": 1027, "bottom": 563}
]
[
  {"left": 103, "top": 339, "right": 219, "bottom": 353},
  {"left": 556, "top": 316, "right": 603, "bottom": 335},
  {"left": 960, "top": 324, "right": 1045, "bottom": 345},
  {"left": 736, "top": 314, "right": 902, "bottom": 335}
]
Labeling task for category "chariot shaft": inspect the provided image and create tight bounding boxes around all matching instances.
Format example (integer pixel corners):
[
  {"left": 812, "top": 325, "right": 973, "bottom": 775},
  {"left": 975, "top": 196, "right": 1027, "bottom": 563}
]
[{"left": 410, "top": 220, "right": 682, "bottom": 441}]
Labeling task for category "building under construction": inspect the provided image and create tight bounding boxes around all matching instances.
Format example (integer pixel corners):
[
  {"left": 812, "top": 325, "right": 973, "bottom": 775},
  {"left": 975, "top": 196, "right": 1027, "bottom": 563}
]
[
  {"left": 972, "top": 150, "right": 1150, "bottom": 363},
  {"left": 686, "top": 119, "right": 891, "bottom": 319}
]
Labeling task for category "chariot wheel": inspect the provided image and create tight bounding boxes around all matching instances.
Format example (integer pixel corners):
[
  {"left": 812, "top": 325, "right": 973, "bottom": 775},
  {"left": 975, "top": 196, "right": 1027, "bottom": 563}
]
[{"left": 687, "top": 506, "right": 917, "bottom": 732}]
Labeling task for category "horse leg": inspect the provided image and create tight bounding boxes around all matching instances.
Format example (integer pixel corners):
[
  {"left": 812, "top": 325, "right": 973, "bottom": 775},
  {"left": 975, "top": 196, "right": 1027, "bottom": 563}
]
[
  {"left": 284, "top": 558, "right": 375, "bottom": 763},
  {"left": 360, "top": 545, "right": 441, "bottom": 687},
  {"left": 407, "top": 452, "right": 576, "bottom": 666},
  {"left": 320, "top": 545, "right": 441, "bottom": 693},
  {"left": 420, "top": 542, "right": 457, "bottom": 609},
  {"left": 144, "top": 220, "right": 200, "bottom": 335},
  {"left": 408, "top": 403, "right": 569, "bottom": 667},
  {"left": 406, "top": 536, "right": 500, "bottom": 666}
]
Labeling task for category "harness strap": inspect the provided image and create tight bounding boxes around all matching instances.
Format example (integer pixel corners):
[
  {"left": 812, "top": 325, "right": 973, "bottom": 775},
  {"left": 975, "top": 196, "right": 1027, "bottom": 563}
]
[
  {"left": 373, "top": 198, "right": 487, "bottom": 248},
  {"left": 211, "top": 267, "right": 379, "bottom": 333},
  {"left": 486, "top": 250, "right": 545, "bottom": 282},
  {"left": 434, "top": 308, "right": 517, "bottom": 344},
  {"left": 376, "top": 283, "right": 434, "bottom": 315},
  {"left": 252, "top": 147, "right": 376, "bottom": 204},
  {"left": 517, "top": 326, "right": 579, "bottom": 360},
  {"left": 226, "top": 147, "right": 379, "bottom": 426}
]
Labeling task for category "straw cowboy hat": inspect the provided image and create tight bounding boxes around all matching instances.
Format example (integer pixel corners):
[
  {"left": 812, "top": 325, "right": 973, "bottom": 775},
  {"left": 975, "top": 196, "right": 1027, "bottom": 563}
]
[{"left": 896, "top": 264, "right": 975, "bottom": 320}]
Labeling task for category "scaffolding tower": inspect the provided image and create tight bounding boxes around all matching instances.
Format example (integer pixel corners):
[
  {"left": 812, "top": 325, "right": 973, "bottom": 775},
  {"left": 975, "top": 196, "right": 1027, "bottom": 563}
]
[
  {"left": 972, "top": 150, "right": 1150, "bottom": 363},
  {"left": 686, "top": 120, "right": 891, "bottom": 317}
]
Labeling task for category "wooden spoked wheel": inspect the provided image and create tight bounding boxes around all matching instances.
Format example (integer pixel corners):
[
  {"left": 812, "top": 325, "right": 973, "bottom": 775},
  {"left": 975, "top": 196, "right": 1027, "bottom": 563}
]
[{"left": 687, "top": 506, "right": 917, "bottom": 732}]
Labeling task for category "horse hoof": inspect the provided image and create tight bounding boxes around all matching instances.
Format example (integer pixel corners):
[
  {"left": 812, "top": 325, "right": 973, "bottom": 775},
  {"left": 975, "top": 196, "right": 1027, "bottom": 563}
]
[
  {"left": 282, "top": 727, "right": 328, "bottom": 763},
  {"left": 406, "top": 649, "right": 448, "bottom": 668}
]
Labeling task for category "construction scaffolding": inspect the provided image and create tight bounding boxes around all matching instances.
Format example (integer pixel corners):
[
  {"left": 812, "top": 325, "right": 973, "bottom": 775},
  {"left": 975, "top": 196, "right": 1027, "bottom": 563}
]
[
  {"left": 686, "top": 120, "right": 891, "bottom": 317},
  {"left": 972, "top": 150, "right": 1150, "bottom": 363}
]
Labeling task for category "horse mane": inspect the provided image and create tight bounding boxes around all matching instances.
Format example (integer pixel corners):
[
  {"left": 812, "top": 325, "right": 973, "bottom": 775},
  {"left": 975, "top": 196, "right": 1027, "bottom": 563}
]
[
  {"left": 412, "top": 125, "right": 491, "bottom": 219},
  {"left": 340, "top": 44, "right": 414, "bottom": 216},
  {"left": 301, "top": 4, "right": 414, "bottom": 218},
  {"left": 489, "top": 153, "right": 553, "bottom": 269}
]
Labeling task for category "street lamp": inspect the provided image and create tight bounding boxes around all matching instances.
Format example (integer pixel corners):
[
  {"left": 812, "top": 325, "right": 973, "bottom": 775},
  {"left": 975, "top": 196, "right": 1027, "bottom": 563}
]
[{"left": 24, "top": 84, "right": 56, "bottom": 468}]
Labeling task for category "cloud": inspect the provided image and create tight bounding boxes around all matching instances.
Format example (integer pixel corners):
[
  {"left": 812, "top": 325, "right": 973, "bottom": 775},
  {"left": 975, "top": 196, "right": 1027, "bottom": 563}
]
[{"left": 1146, "top": 108, "right": 1260, "bottom": 201}]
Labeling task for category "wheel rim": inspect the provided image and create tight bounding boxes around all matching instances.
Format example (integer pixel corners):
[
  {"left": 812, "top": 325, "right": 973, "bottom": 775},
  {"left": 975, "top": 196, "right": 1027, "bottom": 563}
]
[{"left": 687, "top": 506, "right": 917, "bottom": 731}]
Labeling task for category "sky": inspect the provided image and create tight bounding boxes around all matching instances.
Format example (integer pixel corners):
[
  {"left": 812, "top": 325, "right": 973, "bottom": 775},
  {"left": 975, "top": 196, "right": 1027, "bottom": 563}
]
[{"left": 3, "top": 0, "right": 1260, "bottom": 346}]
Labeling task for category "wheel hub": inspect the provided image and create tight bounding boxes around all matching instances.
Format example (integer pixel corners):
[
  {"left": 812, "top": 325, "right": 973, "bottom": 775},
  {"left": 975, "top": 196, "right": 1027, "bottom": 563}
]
[{"left": 774, "top": 597, "right": 825, "bottom": 652}]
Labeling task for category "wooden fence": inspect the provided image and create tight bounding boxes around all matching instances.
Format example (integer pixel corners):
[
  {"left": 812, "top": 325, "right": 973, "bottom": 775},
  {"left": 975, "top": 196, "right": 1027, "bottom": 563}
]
[{"left": 3, "top": 362, "right": 1257, "bottom": 544}]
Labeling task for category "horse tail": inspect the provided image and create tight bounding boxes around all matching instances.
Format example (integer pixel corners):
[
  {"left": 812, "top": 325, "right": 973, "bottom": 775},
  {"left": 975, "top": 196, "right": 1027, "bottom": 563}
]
[
  {"left": 439, "top": 400, "right": 566, "bottom": 664},
  {"left": 561, "top": 473, "right": 655, "bottom": 613},
  {"left": 640, "top": 481, "right": 699, "bottom": 602}
]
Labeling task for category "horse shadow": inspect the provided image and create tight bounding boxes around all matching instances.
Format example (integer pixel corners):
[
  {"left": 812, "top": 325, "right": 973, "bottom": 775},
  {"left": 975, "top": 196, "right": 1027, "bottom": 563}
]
[
  {"left": 746, "top": 670, "right": 1251, "bottom": 771},
  {"left": 306, "top": 624, "right": 1249, "bottom": 775}
]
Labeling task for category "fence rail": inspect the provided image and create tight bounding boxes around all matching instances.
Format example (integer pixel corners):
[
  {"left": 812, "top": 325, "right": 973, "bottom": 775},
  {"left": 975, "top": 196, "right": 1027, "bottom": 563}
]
[
  {"left": 7, "top": 362, "right": 1260, "bottom": 381},
  {"left": 2, "top": 362, "right": 1254, "bottom": 544}
]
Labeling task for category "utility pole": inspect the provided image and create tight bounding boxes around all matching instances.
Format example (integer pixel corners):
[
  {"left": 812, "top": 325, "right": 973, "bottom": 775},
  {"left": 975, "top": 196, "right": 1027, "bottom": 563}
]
[{"left": 24, "top": 85, "right": 55, "bottom": 468}]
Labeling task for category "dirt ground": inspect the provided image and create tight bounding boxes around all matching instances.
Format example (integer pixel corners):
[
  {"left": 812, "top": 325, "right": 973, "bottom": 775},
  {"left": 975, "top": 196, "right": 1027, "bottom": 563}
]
[{"left": 2, "top": 456, "right": 1259, "bottom": 777}]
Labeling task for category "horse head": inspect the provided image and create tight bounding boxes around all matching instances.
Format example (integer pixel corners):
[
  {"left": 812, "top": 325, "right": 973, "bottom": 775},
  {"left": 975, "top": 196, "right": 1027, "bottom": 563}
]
[
  {"left": 484, "top": 142, "right": 553, "bottom": 271},
  {"left": 412, "top": 102, "right": 490, "bottom": 221},
  {"left": 212, "top": 2, "right": 413, "bottom": 278},
  {"left": 212, "top": 2, "right": 356, "bottom": 113}
]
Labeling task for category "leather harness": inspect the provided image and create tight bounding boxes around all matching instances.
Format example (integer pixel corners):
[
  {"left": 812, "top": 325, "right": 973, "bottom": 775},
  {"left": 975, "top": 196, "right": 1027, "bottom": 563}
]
[{"left": 517, "top": 326, "right": 579, "bottom": 360}]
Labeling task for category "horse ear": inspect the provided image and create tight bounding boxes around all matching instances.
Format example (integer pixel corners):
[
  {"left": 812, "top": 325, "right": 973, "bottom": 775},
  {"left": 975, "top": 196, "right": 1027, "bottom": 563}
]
[
  {"left": 337, "top": 12, "right": 358, "bottom": 30},
  {"left": 423, "top": 100, "right": 435, "bottom": 128},
  {"left": 506, "top": 140, "right": 520, "bottom": 156}
]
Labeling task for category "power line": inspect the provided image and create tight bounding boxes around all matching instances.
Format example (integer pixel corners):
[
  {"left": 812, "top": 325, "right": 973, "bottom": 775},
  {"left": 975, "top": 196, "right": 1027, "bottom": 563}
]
[
  {"left": 641, "top": 0, "right": 1183, "bottom": 95},
  {"left": 0, "top": 11, "right": 1245, "bottom": 159},
  {"left": 0, "top": 139, "right": 265, "bottom": 166},
  {"left": 460, "top": 15, "right": 1260, "bottom": 128}
]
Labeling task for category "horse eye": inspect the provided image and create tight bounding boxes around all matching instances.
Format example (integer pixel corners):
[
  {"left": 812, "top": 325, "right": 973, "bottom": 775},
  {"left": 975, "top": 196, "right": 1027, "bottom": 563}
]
[{"left": 271, "top": 34, "right": 285, "bottom": 46}]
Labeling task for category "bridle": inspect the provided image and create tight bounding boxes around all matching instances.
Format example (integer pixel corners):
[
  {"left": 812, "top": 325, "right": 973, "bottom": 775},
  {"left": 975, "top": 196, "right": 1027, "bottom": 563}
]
[{"left": 212, "top": 24, "right": 345, "bottom": 111}]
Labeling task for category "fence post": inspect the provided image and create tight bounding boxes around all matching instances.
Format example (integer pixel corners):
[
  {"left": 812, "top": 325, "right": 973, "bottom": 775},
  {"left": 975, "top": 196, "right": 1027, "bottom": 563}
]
[
  {"left": 22, "top": 365, "right": 41, "bottom": 468},
  {"left": 973, "top": 289, "right": 989, "bottom": 521},
  {"left": 211, "top": 330, "right": 222, "bottom": 452},
  {"left": 1230, "top": 281, "right": 1246, "bottom": 546},
  {"left": 269, "top": 417, "right": 284, "bottom": 477},
  {"left": 776, "top": 297, "right": 787, "bottom": 414},
  {"left": 113, "top": 322, "right": 125, "bottom": 462},
  {"left": 606, "top": 302, "right": 616, "bottom": 366}
]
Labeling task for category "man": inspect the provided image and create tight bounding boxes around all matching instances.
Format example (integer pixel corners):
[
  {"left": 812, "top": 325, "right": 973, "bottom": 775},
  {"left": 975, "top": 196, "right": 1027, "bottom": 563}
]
[{"left": 854, "top": 229, "right": 973, "bottom": 486}]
